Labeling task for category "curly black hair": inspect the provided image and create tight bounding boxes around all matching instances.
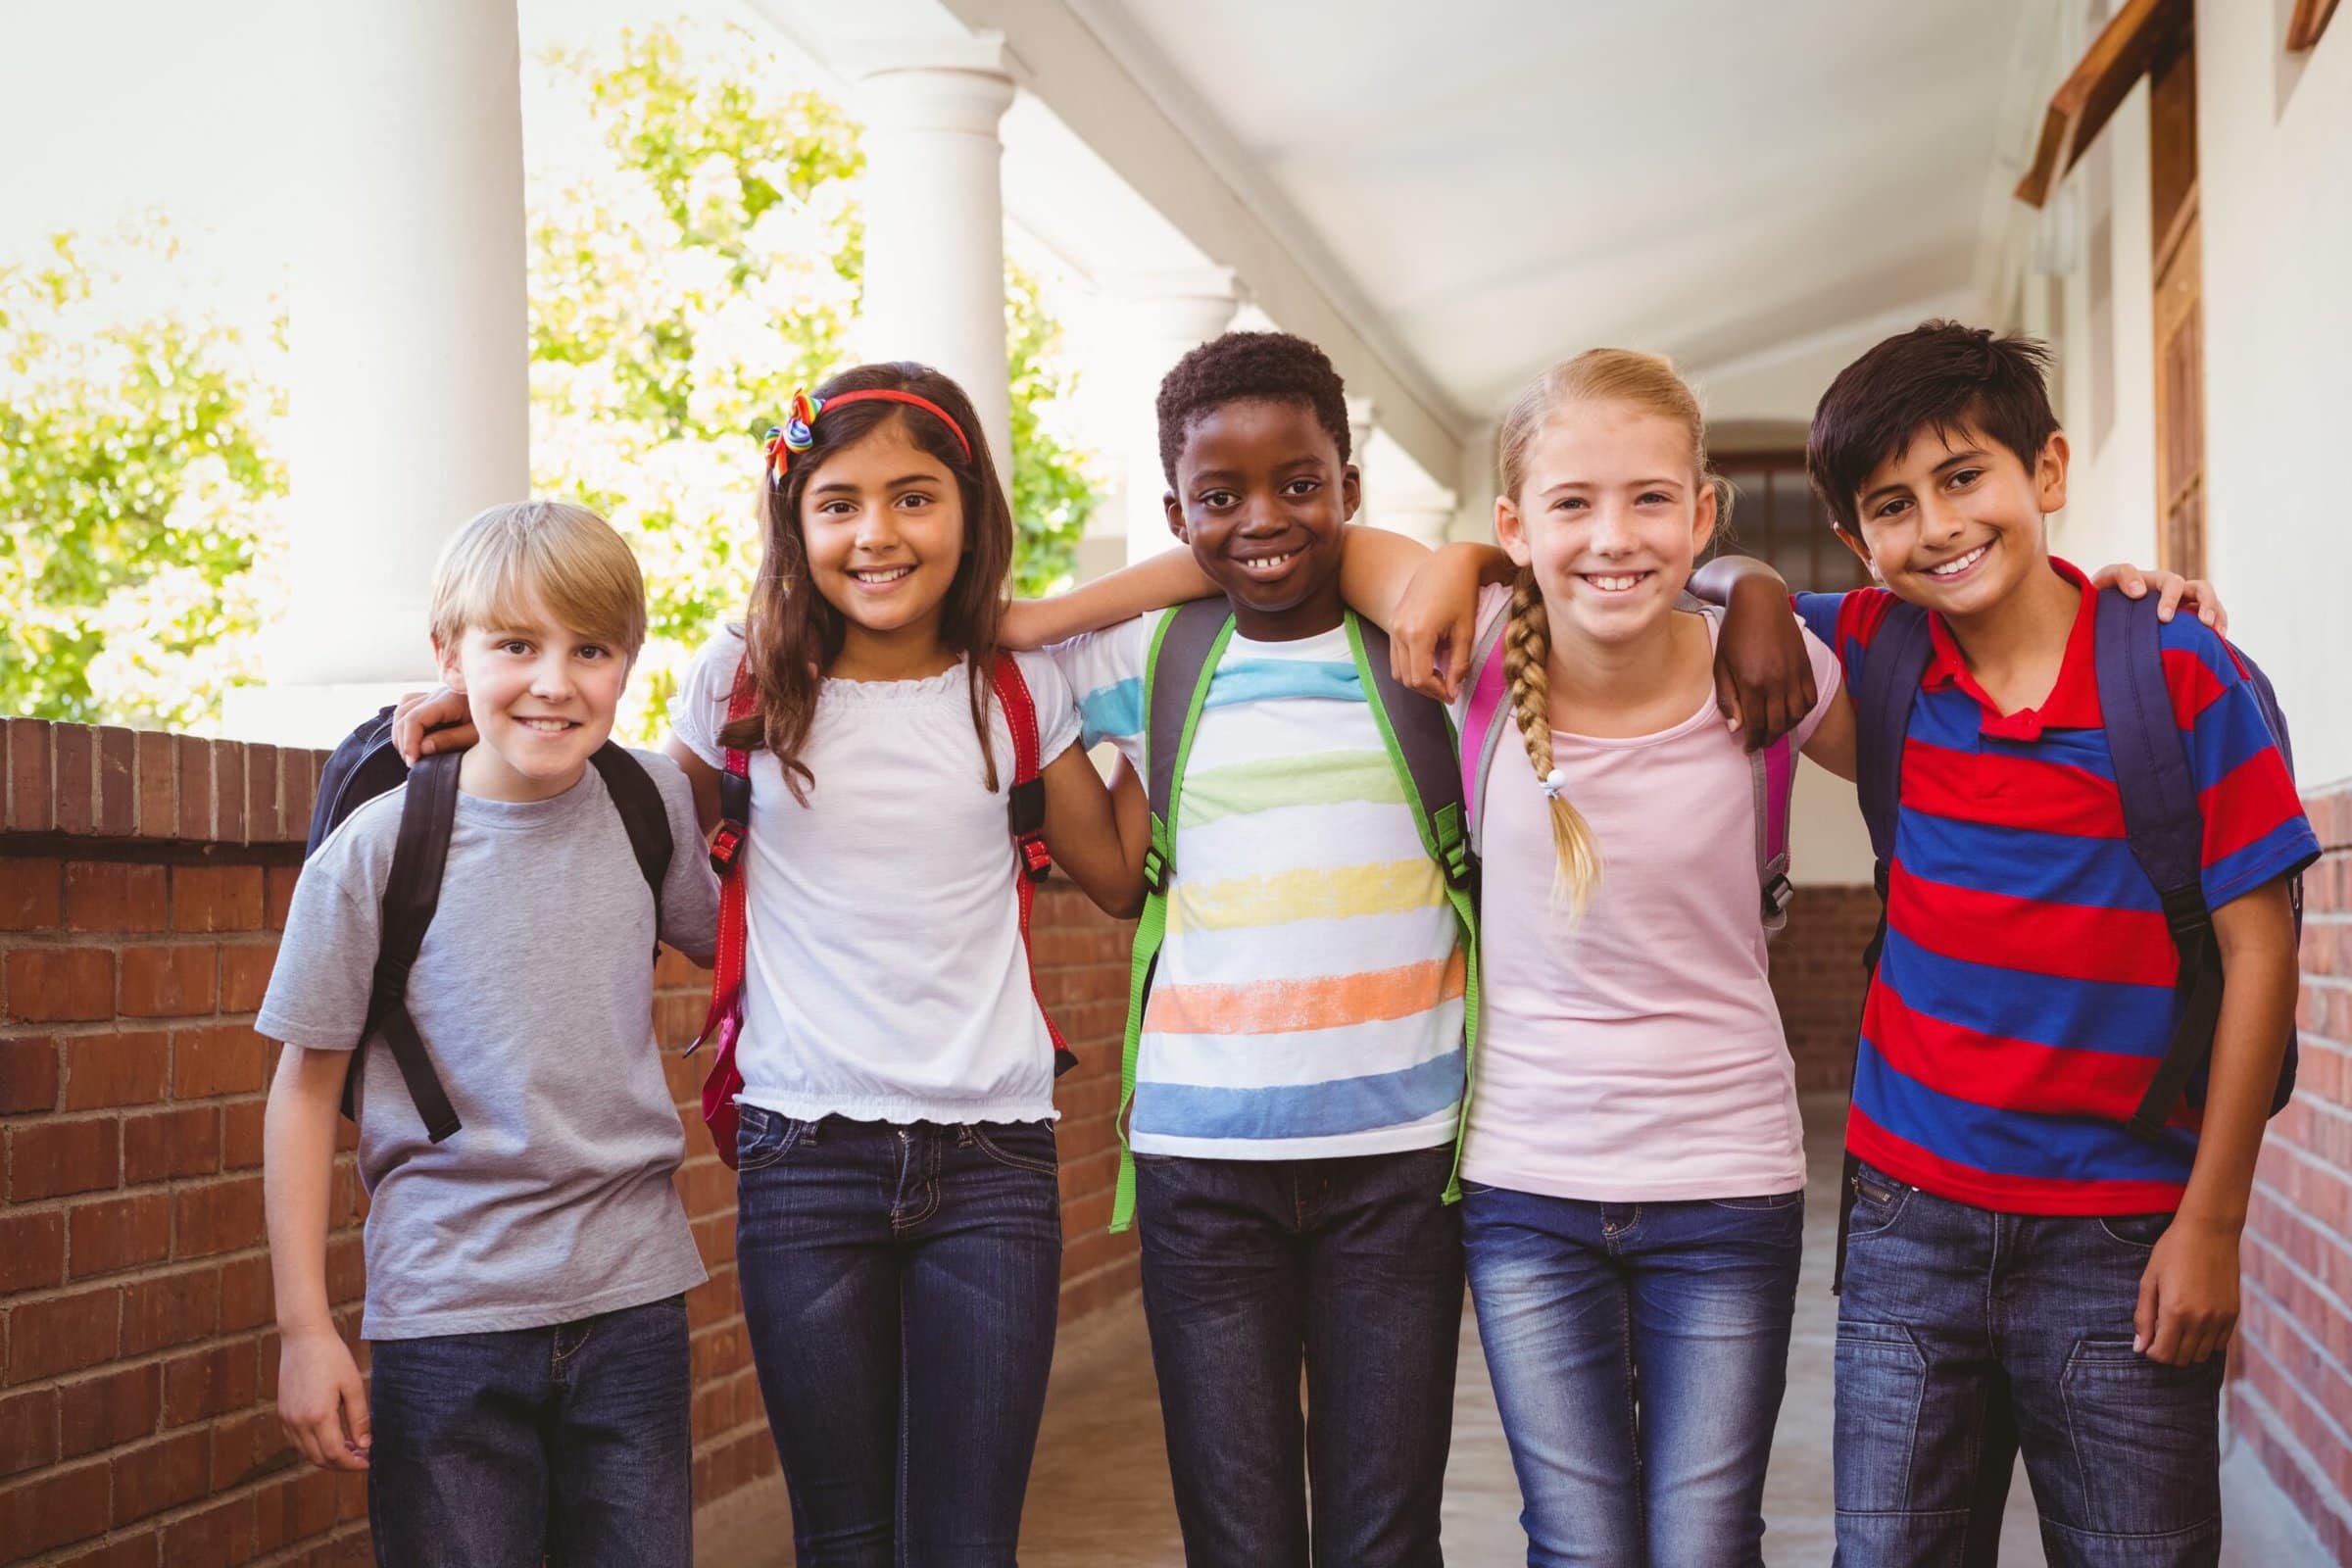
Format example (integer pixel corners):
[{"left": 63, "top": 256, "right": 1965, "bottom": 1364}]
[{"left": 1155, "top": 330, "right": 1351, "bottom": 487}]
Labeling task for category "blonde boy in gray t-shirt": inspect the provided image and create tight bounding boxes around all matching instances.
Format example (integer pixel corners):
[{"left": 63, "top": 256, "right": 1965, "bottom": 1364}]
[{"left": 259, "top": 502, "right": 717, "bottom": 1568}]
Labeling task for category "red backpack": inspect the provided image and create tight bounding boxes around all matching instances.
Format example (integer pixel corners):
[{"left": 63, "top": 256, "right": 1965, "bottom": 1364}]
[{"left": 690, "top": 654, "right": 1074, "bottom": 1168}]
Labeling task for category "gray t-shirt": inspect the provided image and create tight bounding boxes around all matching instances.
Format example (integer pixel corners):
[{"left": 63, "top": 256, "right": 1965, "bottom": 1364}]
[{"left": 257, "top": 750, "right": 719, "bottom": 1340}]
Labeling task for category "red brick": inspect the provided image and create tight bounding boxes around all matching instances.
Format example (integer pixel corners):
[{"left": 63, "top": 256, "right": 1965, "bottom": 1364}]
[
  {"left": 6, "top": 716, "right": 57, "bottom": 832},
  {"left": 255, "top": 1466, "right": 343, "bottom": 1553},
  {"left": 8, "top": 1114, "right": 121, "bottom": 1200},
  {"left": 0, "top": 1386, "right": 57, "bottom": 1477},
  {"left": 177, "top": 735, "right": 214, "bottom": 841},
  {"left": 222, "top": 1098, "right": 267, "bottom": 1171},
  {"left": 218, "top": 1251, "right": 274, "bottom": 1333},
  {"left": 173, "top": 1175, "right": 266, "bottom": 1258},
  {"left": 65, "top": 861, "right": 170, "bottom": 933},
  {"left": 211, "top": 1406, "right": 296, "bottom": 1489},
  {"left": 283, "top": 751, "right": 319, "bottom": 844},
  {"left": 162, "top": 1493, "right": 257, "bottom": 1568},
  {"left": 111, "top": 1426, "right": 211, "bottom": 1525},
  {"left": 122, "top": 1264, "right": 221, "bottom": 1356},
  {"left": 3, "top": 945, "right": 117, "bottom": 1023},
  {"left": 69, "top": 1191, "right": 173, "bottom": 1279},
  {"left": 58, "top": 1532, "right": 165, "bottom": 1568},
  {"left": 64, "top": 1030, "right": 172, "bottom": 1109},
  {"left": 172, "top": 1023, "right": 268, "bottom": 1099},
  {"left": 213, "top": 741, "right": 247, "bottom": 845},
  {"left": 220, "top": 939, "right": 277, "bottom": 1012},
  {"left": 136, "top": 728, "right": 178, "bottom": 840},
  {"left": 97, "top": 726, "right": 137, "bottom": 835},
  {"left": 266, "top": 864, "right": 299, "bottom": 931},
  {"left": 0, "top": 1033, "right": 60, "bottom": 1111},
  {"left": 325, "top": 1232, "right": 366, "bottom": 1306},
  {"left": 0, "top": 1455, "right": 109, "bottom": 1555},
  {"left": 123, "top": 1103, "right": 221, "bottom": 1183},
  {"left": 5, "top": 1284, "right": 121, "bottom": 1384},
  {"left": 172, "top": 864, "right": 265, "bottom": 933},
  {"left": 56, "top": 722, "right": 97, "bottom": 835},
  {"left": 162, "top": 1337, "right": 259, "bottom": 1427},
  {"left": 247, "top": 744, "right": 284, "bottom": 843},
  {"left": 0, "top": 854, "right": 63, "bottom": 928},
  {"left": 60, "top": 1361, "right": 162, "bottom": 1457},
  {"left": 0, "top": 1208, "right": 65, "bottom": 1292}
]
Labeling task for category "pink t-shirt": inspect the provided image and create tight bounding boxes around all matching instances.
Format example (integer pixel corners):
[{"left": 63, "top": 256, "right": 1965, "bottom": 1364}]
[{"left": 1455, "top": 585, "right": 1841, "bottom": 1202}]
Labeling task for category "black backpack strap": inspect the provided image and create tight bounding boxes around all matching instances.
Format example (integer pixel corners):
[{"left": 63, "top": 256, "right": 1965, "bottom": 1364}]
[
  {"left": 308, "top": 706, "right": 407, "bottom": 856},
  {"left": 350, "top": 750, "right": 465, "bottom": 1143},
  {"left": 1142, "top": 598, "right": 1236, "bottom": 892},
  {"left": 2092, "top": 590, "right": 2227, "bottom": 1142},
  {"left": 1836, "top": 599, "right": 1934, "bottom": 1295},
  {"left": 1352, "top": 616, "right": 1477, "bottom": 897},
  {"left": 587, "top": 745, "right": 676, "bottom": 914}
]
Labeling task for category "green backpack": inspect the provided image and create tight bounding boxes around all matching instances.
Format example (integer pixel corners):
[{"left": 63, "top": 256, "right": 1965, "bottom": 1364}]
[{"left": 1109, "top": 598, "right": 1484, "bottom": 1232}]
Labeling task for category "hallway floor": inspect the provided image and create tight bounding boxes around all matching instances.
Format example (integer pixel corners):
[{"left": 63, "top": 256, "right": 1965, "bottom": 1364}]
[{"left": 1014, "top": 1094, "right": 2328, "bottom": 1567}]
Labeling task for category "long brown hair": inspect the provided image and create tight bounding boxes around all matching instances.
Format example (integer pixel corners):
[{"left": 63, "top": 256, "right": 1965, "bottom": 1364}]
[
  {"left": 1494, "top": 348, "right": 1727, "bottom": 913},
  {"left": 717, "top": 362, "right": 1014, "bottom": 802}
]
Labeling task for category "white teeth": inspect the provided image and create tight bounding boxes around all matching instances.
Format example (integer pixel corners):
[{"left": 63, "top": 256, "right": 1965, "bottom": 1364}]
[
  {"left": 516, "top": 718, "right": 573, "bottom": 732},
  {"left": 851, "top": 565, "right": 913, "bottom": 583},
  {"left": 1586, "top": 573, "right": 1643, "bottom": 591},
  {"left": 1928, "top": 544, "right": 1989, "bottom": 578},
  {"left": 1240, "top": 552, "right": 1293, "bottom": 572}
]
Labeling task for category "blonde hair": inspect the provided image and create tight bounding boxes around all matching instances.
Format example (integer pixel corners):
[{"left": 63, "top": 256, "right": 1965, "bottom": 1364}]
[
  {"left": 428, "top": 501, "right": 648, "bottom": 660},
  {"left": 1494, "top": 349, "right": 1726, "bottom": 913}
]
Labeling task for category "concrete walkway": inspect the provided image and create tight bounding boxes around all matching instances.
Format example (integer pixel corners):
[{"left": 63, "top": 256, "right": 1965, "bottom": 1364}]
[{"left": 1015, "top": 1094, "right": 2329, "bottom": 1567}]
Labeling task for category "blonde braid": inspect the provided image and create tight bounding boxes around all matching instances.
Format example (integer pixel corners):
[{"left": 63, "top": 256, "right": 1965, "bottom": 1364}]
[{"left": 1502, "top": 567, "right": 1602, "bottom": 914}]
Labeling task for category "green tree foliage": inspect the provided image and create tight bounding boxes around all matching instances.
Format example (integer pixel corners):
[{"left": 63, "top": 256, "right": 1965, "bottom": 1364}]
[
  {"left": 530, "top": 21, "right": 1097, "bottom": 733},
  {"left": 0, "top": 230, "right": 286, "bottom": 728}
]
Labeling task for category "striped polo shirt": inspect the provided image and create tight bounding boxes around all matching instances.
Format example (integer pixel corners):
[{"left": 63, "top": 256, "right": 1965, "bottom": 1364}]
[
  {"left": 1050, "top": 610, "right": 1467, "bottom": 1160},
  {"left": 1798, "top": 562, "right": 2318, "bottom": 1214}
]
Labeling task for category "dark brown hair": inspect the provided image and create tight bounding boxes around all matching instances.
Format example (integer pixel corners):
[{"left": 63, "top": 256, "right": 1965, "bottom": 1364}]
[
  {"left": 1807, "top": 321, "right": 2059, "bottom": 532},
  {"left": 1155, "top": 330, "right": 1351, "bottom": 488},
  {"left": 717, "top": 362, "right": 1012, "bottom": 801}
]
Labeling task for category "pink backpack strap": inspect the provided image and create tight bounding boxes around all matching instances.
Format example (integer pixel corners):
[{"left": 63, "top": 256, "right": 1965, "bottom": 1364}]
[
  {"left": 1754, "top": 734, "right": 1796, "bottom": 934},
  {"left": 1460, "top": 612, "right": 1513, "bottom": 854},
  {"left": 692, "top": 659, "right": 758, "bottom": 1169}
]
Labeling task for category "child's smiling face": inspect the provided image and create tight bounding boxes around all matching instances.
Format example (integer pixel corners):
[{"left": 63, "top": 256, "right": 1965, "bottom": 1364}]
[
  {"left": 436, "top": 595, "right": 627, "bottom": 803},
  {"left": 1497, "top": 402, "right": 1716, "bottom": 643},
  {"left": 1163, "top": 398, "right": 1358, "bottom": 641},
  {"left": 1836, "top": 422, "right": 2069, "bottom": 618},
  {"left": 799, "top": 418, "right": 967, "bottom": 644}
]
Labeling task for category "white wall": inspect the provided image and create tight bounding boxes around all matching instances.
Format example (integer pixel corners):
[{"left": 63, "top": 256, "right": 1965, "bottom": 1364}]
[{"left": 2197, "top": 0, "right": 2352, "bottom": 786}]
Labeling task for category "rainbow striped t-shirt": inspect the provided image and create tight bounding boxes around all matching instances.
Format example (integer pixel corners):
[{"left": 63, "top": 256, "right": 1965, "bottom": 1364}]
[{"left": 1050, "top": 611, "right": 1467, "bottom": 1160}]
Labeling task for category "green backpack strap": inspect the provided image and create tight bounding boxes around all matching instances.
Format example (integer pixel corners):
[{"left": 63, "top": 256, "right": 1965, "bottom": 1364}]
[
  {"left": 1111, "top": 599, "right": 1234, "bottom": 1233},
  {"left": 1344, "top": 612, "right": 1483, "bottom": 1203}
]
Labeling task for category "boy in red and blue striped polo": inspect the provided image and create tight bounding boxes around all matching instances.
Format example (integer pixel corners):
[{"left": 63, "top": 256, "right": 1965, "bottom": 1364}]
[{"left": 1797, "top": 322, "right": 2314, "bottom": 1567}]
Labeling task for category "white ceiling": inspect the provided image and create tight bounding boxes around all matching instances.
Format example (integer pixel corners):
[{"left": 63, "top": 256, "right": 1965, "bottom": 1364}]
[{"left": 1073, "top": 0, "right": 2048, "bottom": 418}]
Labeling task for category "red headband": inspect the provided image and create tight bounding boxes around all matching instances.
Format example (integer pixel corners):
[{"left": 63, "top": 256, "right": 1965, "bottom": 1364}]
[{"left": 763, "top": 389, "right": 973, "bottom": 486}]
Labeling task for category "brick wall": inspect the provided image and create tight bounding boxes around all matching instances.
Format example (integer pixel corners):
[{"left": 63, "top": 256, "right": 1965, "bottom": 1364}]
[
  {"left": 2231, "top": 780, "right": 2352, "bottom": 1560},
  {"left": 0, "top": 717, "right": 1140, "bottom": 1567}
]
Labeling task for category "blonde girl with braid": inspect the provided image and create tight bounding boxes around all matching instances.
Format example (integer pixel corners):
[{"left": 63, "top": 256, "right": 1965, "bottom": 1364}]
[{"left": 1372, "top": 349, "right": 1859, "bottom": 1568}]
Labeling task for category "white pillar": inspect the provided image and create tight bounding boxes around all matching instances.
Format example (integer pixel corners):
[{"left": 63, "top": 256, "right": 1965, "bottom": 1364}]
[
  {"left": 853, "top": 37, "right": 1018, "bottom": 482},
  {"left": 1346, "top": 396, "right": 1376, "bottom": 525},
  {"left": 233, "top": 0, "right": 529, "bottom": 745},
  {"left": 1452, "top": 420, "right": 1500, "bottom": 544},
  {"left": 1381, "top": 491, "right": 1459, "bottom": 549},
  {"left": 1104, "top": 270, "right": 1242, "bottom": 564}
]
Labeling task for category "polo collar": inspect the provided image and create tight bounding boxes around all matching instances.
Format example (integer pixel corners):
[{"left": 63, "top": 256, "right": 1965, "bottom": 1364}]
[{"left": 1920, "top": 557, "right": 2099, "bottom": 739}]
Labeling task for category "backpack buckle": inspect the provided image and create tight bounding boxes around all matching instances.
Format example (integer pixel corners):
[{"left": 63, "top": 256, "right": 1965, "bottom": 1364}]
[
  {"left": 2158, "top": 884, "right": 2212, "bottom": 941},
  {"left": 709, "top": 820, "right": 747, "bottom": 876},
  {"left": 1762, "top": 870, "right": 1794, "bottom": 920},
  {"left": 1007, "top": 776, "right": 1046, "bottom": 838},
  {"left": 1142, "top": 845, "right": 1168, "bottom": 895},
  {"left": 1017, "top": 833, "right": 1053, "bottom": 884},
  {"left": 1441, "top": 839, "right": 1476, "bottom": 892}
]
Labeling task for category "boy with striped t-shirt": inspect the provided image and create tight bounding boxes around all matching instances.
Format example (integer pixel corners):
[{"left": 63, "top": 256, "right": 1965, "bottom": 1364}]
[
  {"left": 1798, "top": 323, "right": 2315, "bottom": 1566},
  {"left": 1045, "top": 333, "right": 1467, "bottom": 1567}
]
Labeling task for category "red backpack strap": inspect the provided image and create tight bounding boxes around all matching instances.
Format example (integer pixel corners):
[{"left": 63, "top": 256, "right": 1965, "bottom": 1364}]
[
  {"left": 991, "top": 653, "right": 1077, "bottom": 1076},
  {"left": 692, "top": 661, "right": 760, "bottom": 1165}
]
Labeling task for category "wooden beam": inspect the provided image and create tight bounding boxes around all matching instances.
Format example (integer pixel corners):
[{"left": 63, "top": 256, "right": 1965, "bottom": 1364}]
[
  {"left": 2289, "top": 0, "right": 2339, "bottom": 51},
  {"left": 2014, "top": 0, "right": 2192, "bottom": 209}
]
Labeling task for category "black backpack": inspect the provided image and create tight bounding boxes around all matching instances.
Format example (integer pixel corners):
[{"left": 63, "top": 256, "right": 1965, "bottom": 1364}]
[{"left": 304, "top": 708, "right": 674, "bottom": 1142}]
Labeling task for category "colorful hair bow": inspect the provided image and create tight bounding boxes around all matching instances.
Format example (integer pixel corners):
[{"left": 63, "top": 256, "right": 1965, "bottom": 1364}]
[{"left": 761, "top": 387, "right": 974, "bottom": 489}]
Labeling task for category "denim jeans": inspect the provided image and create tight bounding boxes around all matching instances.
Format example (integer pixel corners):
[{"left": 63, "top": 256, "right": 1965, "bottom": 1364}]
[
  {"left": 1135, "top": 1143, "right": 1465, "bottom": 1568},
  {"left": 1460, "top": 1179, "right": 1805, "bottom": 1567},
  {"left": 366, "top": 1294, "right": 692, "bottom": 1568},
  {"left": 1835, "top": 1159, "right": 2225, "bottom": 1567},
  {"left": 734, "top": 1107, "right": 1062, "bottom": 1568}
]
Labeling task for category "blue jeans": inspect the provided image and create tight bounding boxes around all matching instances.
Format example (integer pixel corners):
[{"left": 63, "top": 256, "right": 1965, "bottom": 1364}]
[
  {"left": 1135, "top": 1144, "right": 1465, "bottom": 1568},
  {"left": 1461, "top": 1180, "right": 1805, "bottom": 1567},
  {"left": 1835, "top": 1159, "right": 2225, "bottom": 1567},
  {"left": 734, "top": 1107, "right": 1062, "bottom": 1568},
  {"left": 366, "top": 1294, "right": 692, "bottom": 1568}
]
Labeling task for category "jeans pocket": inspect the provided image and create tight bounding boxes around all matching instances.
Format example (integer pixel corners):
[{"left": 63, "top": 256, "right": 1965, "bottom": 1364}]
[
  {"left": 735, "top": 1104, "right": 809, "bottom": 1172},
  {"left": 1846, "top": 1165, "right": 1911, "bottom": 1239},
  {"left": 2096, "top": 1211, "right": 2175, "bottom": 1250},
  {"left": 1834, "top": 1319, "right": 1929, "bottom": 1515},
  {"left": 2059, "top": 1338, "right": 2223, "bottom": 1536},
  {"left": 967, "top": 1120, "right": 1059, "bottom": 1177}
]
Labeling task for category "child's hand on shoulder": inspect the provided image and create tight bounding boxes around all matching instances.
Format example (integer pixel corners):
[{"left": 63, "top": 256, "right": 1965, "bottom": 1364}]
[
  {"left": 2134, "top": 1212, "right": 2240, "bottom": 1366},
  {"left": 1715, "top": 575, "right": 1818, "bottom": 754},
  {"left": 278, "top": 1323, "right": 371, "bottom": 1470},
  {"left": 1388, "top": 549, "right": 1487, "bottom": 701},
  {"left": 1001, "top": 599, "right": 1057, "bottom": 652},
  {"left": 2092, "top": 564, "right": 2228, "bottom": 636},
  {"left": 391, "top": 686, "right": 475, "bottom": 763}
]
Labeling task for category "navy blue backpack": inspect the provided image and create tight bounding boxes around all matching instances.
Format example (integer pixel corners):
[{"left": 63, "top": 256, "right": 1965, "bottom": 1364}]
[{"left": 1836, "top": 589, "right": 2302, "bottom": 1286}]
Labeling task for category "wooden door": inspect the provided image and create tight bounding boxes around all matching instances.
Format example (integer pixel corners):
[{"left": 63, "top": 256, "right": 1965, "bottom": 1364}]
[{"left": 2149, "top": 32, "right": 2204, "bottom": 577}]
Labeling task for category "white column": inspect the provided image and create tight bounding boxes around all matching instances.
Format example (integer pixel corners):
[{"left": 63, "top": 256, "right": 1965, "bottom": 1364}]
[
  {"left": 1380, "top": 491, "right": 1459, "bottom": 548},
  {"left": 1452, "top": 420, "right": 1501, "bottom": 544},
  {"left": 1345, "top": 396, "right": 1376, "bottom": 525},
  {"left": 233, "top": 0, "right": 529, "bottom": 744},
  {"left": 853, "top": 37, "right": 1019, "bottom": 481},
  {"left": 1103, "top": 270, "right": 1242, "bottom": 564}
]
